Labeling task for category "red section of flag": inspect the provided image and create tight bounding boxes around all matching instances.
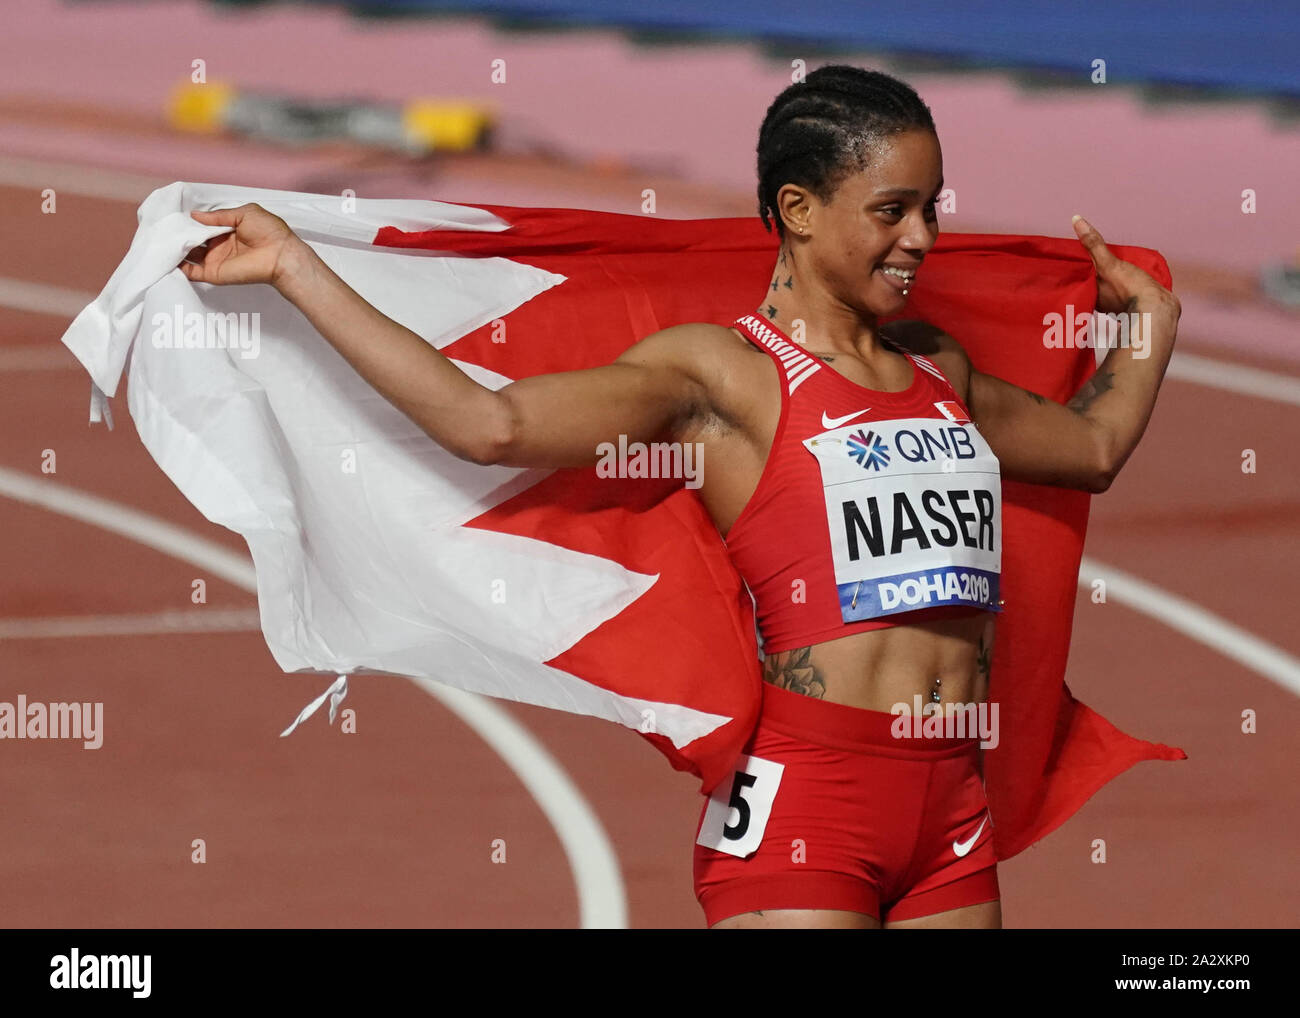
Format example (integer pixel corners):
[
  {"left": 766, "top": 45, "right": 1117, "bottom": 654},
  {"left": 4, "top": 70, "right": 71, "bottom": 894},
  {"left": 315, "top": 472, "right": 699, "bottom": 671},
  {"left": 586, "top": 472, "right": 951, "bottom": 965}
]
[{"left": 374, "top": 206, "right": 1185, "bottom": 860}]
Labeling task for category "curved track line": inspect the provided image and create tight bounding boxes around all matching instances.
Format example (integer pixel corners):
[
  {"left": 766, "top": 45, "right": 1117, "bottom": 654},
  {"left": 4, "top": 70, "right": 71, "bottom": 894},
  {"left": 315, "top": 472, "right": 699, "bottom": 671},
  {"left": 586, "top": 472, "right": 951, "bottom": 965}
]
[
  {"left": 0, "top": 607, "right": 261, "bottom": 639},
  {"left": 410, "top": 678, "right": 627, "bottom": 928},
  {"left": 0, "top": 466, "right": 256, "bottom": 589},
  {"left": 1166, "top": 351, "right": 1300, "bottom": 405},
  {"left": 0, "top": 278, "right": 95, "bottom": 318},
  {"left": 0, "top": 465, "right": 628, "bottom": 928},
  {"left": 0, "top": 155, "right": 162, "bottom": 202},
  {"left": 1080, "top": 555, "right": 1300, "bottom": 697},
  {"left": 0, "top": 345, "right": 82, "bottom": 371}
]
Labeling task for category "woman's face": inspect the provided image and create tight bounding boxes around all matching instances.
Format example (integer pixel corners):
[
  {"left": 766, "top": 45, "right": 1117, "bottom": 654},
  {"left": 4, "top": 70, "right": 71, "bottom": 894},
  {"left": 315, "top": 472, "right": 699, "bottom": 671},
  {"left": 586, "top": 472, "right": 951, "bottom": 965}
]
[{"left": 791, "top": 128, "right": 943, "bottom": 317}]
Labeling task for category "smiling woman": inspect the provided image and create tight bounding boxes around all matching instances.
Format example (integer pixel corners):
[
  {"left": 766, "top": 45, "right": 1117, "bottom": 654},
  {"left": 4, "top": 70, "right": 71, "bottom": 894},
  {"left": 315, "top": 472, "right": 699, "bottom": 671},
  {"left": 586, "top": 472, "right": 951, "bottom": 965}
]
[
  {"left": 756, "top": 69, "right": 941, "bottom": 314},
  {"left": 683, "top": 65, "right": 1178, "bottom": 930},
  {"left": 174, "top": 63, "right": 1180, "bottom": 931}
]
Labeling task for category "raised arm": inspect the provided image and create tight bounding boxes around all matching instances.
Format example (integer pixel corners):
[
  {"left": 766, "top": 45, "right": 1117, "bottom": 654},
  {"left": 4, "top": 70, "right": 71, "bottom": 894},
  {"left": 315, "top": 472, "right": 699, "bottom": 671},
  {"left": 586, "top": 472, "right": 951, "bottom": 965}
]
[
  {"left": 886, "top": 216, "right": 1180, "bottom": 493},
  {"left": 1058, "top": 215, "right": 1182, "bottom": 487},
  {"left": 488, "top": 327, "right": 716, "bottom": 468},
  {"left": 181, "top": 204, "right": 715, "bottom": 468}
]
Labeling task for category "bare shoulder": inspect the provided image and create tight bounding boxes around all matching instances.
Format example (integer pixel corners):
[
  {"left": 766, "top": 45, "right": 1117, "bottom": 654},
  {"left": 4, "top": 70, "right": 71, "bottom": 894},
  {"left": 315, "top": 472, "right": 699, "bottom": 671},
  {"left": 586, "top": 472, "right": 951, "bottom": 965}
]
[
  {"left": 880, "top": 319, "right": 973, "bottom": 401},
  {"left": 615, "top": 321, "right": 765, "bottom": 434},
  {"left": 615, "top": 321, "right": 753, "bottom": 373}
]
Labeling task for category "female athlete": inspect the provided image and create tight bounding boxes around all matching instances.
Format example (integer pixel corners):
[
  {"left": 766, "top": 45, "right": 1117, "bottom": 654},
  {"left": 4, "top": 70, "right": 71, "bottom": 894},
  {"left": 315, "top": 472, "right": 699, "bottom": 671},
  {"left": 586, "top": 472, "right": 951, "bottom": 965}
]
[{"left": 178, "top": 65, "right": 1180, "bottom": 929}]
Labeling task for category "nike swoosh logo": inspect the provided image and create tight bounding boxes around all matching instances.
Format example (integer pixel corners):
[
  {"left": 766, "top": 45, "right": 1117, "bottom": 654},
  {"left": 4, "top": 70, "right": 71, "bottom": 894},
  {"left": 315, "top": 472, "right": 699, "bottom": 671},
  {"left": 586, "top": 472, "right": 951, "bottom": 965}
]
[
  {"left": 952, "top": 815, "right": 989, "bottom": 858},
  {"left": 821, "top": 407, "right": 872, "bottom": 429}
]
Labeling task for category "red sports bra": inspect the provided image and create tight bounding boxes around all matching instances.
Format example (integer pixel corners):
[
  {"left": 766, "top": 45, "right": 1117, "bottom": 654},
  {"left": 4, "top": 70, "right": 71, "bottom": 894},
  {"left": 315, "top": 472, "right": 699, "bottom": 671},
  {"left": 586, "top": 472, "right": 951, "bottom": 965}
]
[{"left": 723, "top": 312, "right": 1003, "bottom": 655}]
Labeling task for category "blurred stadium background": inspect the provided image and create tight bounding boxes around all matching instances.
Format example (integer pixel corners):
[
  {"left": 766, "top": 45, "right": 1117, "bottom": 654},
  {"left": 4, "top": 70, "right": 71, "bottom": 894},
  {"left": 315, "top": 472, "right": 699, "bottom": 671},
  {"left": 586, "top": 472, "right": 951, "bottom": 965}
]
[{"left": 1, "top": 0, "right": 1297, "bottom": 929}]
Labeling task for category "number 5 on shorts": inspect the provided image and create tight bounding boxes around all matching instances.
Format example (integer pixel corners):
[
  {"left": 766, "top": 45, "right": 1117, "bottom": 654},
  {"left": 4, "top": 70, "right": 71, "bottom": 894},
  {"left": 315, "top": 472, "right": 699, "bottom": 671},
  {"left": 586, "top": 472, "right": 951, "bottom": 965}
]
[{"left": 695, "top": 754, "right": 784, "bottom": 859}]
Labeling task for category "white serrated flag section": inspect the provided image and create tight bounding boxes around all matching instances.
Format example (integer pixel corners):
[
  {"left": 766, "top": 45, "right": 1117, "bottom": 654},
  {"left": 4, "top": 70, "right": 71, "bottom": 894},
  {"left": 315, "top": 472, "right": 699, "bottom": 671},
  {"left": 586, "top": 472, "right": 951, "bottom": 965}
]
[{"left": 60, "top": 183, "right": 730, "bottom": 750}]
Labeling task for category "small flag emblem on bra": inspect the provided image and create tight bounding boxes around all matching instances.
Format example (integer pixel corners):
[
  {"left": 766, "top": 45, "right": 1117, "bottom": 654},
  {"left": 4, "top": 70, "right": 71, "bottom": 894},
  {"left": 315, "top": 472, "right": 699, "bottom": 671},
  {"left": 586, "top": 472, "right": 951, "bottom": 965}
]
[{"left": 934, "top": 401, "right": 971, "bottom": 424}]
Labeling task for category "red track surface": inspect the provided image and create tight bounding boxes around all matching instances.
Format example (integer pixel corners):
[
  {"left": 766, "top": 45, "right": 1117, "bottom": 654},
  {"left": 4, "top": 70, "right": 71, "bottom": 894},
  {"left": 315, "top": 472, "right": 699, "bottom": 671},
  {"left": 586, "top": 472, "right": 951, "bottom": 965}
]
[{"left": 1, "top": 166, "right": 1297, "bottom": 929}]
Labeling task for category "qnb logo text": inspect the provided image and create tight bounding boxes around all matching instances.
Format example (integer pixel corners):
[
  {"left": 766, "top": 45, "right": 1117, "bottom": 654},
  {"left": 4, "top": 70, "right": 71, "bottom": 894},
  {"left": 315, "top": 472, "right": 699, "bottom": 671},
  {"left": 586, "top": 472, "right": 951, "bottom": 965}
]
[
  {"left": 848, "top": 424, "right": 977, "bottom": 471},
  {"left": 893, "top": 425, "right": 976, "bottom": 464}
]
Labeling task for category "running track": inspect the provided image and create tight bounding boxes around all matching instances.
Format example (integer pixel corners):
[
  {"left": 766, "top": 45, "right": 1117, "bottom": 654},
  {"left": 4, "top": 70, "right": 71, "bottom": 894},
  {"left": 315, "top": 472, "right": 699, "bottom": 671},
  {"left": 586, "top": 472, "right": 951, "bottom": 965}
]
[{"left": 1, "top": 154, "right": 1297, "bottom": 928}]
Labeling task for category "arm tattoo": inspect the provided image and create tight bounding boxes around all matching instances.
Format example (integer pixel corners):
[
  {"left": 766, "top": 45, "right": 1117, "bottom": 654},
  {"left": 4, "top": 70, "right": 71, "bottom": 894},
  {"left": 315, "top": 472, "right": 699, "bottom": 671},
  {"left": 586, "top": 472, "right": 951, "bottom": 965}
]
[
  {"left": 1024, "top": 388, "right": 1048, "bottom": 406},
  {"left": 766, "top": 304, "right": 778, "bottom": 319},
  {"left": 763, "top": 645, "right": 827, "bottom": 699},
  {"left": 1066, "top": 367, "right": 1116, "bottom": 415},
  {"left": 782, "top": 276, "right": 793, "bottom": 290},
  {"left": 976, "top": 628, "right": 992, "bottom": 685},
  {"left": 770, "top": 279, "right": 779, "bottom": 292}
]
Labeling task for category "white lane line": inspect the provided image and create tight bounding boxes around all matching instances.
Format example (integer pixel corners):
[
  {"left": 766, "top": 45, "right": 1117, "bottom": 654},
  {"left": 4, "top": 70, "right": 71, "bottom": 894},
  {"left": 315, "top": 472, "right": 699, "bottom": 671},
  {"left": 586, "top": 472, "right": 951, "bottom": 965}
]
[
  {"left": 0, "top": 466, "right": 256, "bottom": 590},
  {"left": 410, "top": 678, "right": 628, "bottom": 928},
  {"left": 0, "top": 156, "right": 164, "bottom": 203},
  {"left": 1167, "top": 351, "right": 1300, "bottom": 406},
  {"left": 4, "top": 273, "right": 1300, "bottom": 409},
  {"left": 0, "top": 465, "right": 627, "bottom": 928},
  {"left": 0, "top": 345, "right": 83, "bottom": 371},
  {"left": 0, "top": 607, "right": 261, "bottom": 640},
  {"left": 1080, "top": 556, "right": 1300, "bottom": 697},
  {"left": 0, "top": 278, "right": 94, "bottom": 319}
]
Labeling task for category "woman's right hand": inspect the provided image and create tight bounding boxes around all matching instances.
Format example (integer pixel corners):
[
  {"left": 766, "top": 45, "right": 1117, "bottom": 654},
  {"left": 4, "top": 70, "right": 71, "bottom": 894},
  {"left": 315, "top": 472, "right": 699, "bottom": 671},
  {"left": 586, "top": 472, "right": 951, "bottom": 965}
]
[{"left": 179, "top": 203, "right": 299, "bottom": 287}]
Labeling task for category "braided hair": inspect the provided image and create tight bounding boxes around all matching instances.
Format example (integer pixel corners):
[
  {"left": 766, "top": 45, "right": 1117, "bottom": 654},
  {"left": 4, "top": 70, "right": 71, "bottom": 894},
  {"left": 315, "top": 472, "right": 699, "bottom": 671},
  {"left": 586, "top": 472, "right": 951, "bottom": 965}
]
[{"left": 757, "top": 65, "right": 936, "bottom": 239}]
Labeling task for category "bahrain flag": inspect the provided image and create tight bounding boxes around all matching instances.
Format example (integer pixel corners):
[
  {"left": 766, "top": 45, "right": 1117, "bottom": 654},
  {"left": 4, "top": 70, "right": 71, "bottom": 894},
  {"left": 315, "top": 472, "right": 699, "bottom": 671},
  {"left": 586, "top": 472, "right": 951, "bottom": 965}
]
[{"left": 61, "top": 184, "right": 1184, "bottom": 860}]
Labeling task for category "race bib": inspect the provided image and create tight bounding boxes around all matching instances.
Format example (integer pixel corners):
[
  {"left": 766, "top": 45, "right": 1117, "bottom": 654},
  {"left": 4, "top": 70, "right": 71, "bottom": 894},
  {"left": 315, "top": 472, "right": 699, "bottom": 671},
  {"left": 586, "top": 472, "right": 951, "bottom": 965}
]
[
  {"left": 695, "top": 754, "right": 784, "bottom": 859},
  {"left": 803, "top": 417, "right": 1002, "bottom": 622}
]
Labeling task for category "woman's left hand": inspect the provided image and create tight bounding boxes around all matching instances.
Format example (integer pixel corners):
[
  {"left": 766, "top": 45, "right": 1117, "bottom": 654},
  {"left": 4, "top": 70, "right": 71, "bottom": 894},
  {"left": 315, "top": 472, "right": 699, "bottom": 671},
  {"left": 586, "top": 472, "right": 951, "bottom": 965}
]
[{"left": 1072, "top": 215, "right": 1180, "bottom": 318}]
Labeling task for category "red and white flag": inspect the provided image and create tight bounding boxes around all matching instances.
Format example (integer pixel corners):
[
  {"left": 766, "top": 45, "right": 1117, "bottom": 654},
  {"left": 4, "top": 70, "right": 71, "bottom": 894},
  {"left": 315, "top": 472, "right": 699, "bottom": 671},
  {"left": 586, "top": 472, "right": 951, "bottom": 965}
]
[
  {"left": 934, "top": 399, "right": 972, "bottom": 424},
  {"left": 62, "top": 184, "right": 1184, "bottom": 860}
]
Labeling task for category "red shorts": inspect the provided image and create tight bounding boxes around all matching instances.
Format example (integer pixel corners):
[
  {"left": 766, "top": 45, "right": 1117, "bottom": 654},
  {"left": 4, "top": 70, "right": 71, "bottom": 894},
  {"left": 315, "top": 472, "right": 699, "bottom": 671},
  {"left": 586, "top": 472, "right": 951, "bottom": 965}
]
[{"left": 693, "top": 682, "right": 999, "bottom": 926}]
